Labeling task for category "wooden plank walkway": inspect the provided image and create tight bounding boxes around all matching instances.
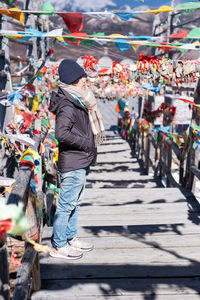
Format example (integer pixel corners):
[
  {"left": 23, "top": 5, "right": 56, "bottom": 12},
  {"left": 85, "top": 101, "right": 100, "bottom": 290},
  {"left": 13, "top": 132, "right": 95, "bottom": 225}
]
[{"left": 32, "top": 100, "right": 200, "bottom": 299}]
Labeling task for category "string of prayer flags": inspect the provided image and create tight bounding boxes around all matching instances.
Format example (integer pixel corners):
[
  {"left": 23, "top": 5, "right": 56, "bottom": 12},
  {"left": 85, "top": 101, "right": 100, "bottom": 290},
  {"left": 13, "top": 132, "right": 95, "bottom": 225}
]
[{"left": 57, "top": 12, "right": 83, "bottom": 33}]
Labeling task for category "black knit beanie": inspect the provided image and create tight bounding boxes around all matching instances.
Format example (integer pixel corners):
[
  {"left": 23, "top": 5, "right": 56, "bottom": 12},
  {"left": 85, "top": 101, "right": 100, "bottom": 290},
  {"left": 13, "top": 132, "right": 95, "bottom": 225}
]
[{"left": 58, "top": 59, "right": 86, "bottom": 84}]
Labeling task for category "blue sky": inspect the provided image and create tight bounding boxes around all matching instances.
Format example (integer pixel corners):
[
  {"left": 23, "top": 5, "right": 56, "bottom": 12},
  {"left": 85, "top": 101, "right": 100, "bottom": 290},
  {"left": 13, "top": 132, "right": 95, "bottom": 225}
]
[
  {"left": 49, "top": 0, "right": 199, "bottom": 12},
  {"left": 112, "top": 0, "right": 192, "bottom": 9}
]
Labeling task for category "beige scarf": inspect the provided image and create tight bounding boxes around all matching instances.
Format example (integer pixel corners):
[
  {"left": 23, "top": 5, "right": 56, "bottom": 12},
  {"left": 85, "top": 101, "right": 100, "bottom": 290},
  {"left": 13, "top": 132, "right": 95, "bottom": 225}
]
[{"left": 59, "top": 82, "right": 104, "bottom": 146}]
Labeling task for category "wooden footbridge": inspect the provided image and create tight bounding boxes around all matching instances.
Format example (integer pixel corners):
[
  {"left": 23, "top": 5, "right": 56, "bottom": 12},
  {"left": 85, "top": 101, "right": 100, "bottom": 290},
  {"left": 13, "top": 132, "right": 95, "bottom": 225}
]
[{"left": 32, "top": 100, "right": 200, "bottom": 300}]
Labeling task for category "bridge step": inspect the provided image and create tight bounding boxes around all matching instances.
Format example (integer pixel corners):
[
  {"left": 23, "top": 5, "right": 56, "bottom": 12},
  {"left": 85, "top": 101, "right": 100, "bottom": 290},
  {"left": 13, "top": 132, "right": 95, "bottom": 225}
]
[
  {"left": 31, "top": 116, "right": 200, "bottom": 299},
  {"left": 32, "top": 186, "right": 200, "bottom": 299}
]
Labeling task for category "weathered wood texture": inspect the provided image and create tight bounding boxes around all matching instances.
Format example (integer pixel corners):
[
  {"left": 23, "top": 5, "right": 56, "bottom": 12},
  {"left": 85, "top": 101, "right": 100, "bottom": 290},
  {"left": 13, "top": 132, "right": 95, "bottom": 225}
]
[
  {"left": 32, "top": 129, "right": 200, "bottom": 300},
  {"left": 10, "top": 133, "right": 43, "bottom": 299},
  {"left": 133, "top": 127, "right": 200, "bottom": 196},
  {"left": 0, "top": 243, "right": 10, "bottom": 300},
  {"left": 0, "top": 133, "right": 43, "bottom": 300}
]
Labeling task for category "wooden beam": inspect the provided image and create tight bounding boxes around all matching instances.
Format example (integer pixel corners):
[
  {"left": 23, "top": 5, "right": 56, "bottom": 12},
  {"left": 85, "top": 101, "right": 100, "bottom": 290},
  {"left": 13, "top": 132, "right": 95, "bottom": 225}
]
[
  {"left": 12, "top": 243, "right": 37, "bottom": 300},
  {"left": 0, "top": 241, "right": 10, "bottom": 300},
  {"left": 0, "top": 70, "right": 7, "bottom": 78},
  {"left": 191, "top": 165, "right": 200, "bottom": 180},
  {"left": 7, "top": 134, "right": 41, "bottom": 206},
  {"left": 10, "top": 55, "right": 29, "bottom": 62},
  {"left": 11, "top": 72, "right": 34, "bottom": 78},
  {"left": 4, "top": 18, "right": 30, "bottom": 29},
  {"left": 0, "top": 50, "right": 4, "bottom": 57},
  {"left": 9, "top": 39, "right": 33, "bottom": 46}
]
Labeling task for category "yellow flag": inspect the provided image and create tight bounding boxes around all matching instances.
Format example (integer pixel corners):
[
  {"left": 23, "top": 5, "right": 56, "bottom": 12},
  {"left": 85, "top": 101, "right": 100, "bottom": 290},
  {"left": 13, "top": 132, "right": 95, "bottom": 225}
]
[
  {"left": 56, "top": 36, "right": 65, "bottom": 43},
  {"left": 171, "top": 133, "right": 182, "bottom": 147},
  {"left": 194, "top": 41, "right": 200, "bottom": 46},
  {"left": 33, "top": 194, "right": 41, "bottom": 207},
  {"left": 6, "top": 34, "right": 24, "bottom": 39},
  {"left": 4, "top": 184, "right": 14, "bottom": 195},
  {"left": 131, "top": 45, "right": 136, "bottom": 52},
  {"left": 1, "top": 137, "right": 6, "bottom": 146},
  {"left": 53, "top": 149, "right": 58, "bottom": 163},
  {"left": 20, "top": 148, "right": 40, "bottom": 162},
  {"left": 144, "top": 5, "right": 174, "bottom": 14},
  {"left": 26, "top": 238, "right": 50, "bottom": 253},
  {"left": 0, "top": 8, "right": 24, "bottom": 26},
  {"left": 109, "top": 33, "right": 124, "bottom": 39},
  {"left": 32, "top": 94, "right": 39, "bottom": 112},
  {"left": 183, "top": 132, "right": 188, "bottom": 144}
]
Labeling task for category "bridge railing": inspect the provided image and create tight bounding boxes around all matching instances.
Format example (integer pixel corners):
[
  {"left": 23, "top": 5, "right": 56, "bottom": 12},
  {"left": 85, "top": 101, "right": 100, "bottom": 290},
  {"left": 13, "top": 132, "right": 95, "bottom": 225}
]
[
  {"left": 0, "top": 120, "right": 54, "bottom": 300},
  {"left": 131, "top": 127, "right": 200, "bottom": 194}
]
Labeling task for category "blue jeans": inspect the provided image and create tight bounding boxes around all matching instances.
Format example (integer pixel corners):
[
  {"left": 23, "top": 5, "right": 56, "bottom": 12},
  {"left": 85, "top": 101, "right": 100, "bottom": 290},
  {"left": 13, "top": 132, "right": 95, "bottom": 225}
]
[{"left": 52, "top": 168, "right": 87, "bottom": 248}]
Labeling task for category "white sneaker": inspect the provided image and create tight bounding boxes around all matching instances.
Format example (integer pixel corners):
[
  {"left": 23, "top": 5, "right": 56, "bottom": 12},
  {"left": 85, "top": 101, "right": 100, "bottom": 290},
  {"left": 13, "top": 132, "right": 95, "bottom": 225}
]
[
  {"left": 49, "top": 244, "right": 83, "bottom": 260},
  {"left": 68, "top": 237, "right": 94, "bottom": 252}
]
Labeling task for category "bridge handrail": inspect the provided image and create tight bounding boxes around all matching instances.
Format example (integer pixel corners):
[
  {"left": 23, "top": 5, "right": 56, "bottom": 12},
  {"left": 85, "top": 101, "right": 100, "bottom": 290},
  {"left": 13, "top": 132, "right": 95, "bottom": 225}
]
[
  {"left": 132, "top": 126, "right": 199, "bottom": 194},
  {"left": 0, "top": 124, "right": 48, "bottom": 300}
]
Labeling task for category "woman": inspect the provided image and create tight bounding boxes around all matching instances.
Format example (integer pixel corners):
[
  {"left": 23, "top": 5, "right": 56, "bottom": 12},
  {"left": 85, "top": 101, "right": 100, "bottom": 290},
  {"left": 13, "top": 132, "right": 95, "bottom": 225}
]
[{"left": 49, "top": 59, "right": 104, "bottom": 260}]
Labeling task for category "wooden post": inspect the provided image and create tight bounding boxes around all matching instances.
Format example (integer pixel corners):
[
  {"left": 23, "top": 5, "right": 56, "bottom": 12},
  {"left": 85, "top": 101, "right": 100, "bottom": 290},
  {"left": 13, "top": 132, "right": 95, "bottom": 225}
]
[
  {"left": 7, "top": 134, "right": 42, "bottom": 299},
  {"left": 179, "top": 147, "right": 184, "bottom": 185},
  {"left": 182, "top": 128, "right": 193, "bottom": 189},
  {"left": 141, "top": 130, "right": 144, "bottom": 161},
  {"left": 31, "top": 253, "right": 41, "bottom": 291},
  {"left": 0, "top": 9, "right": 13, "bottom": 131},
  {"left": 0, "top": 239, "right": 10, "bottom": 300},
  {"left": 158, "top": 137, "right": 162, "bottom": 179},
  {"left": 187, "top": 137, "right": 195, "bottom": 191},
  {"left": 145, "top": 134, "right": 150, "bottom": 175},
  {"left": 191, "top": 151, "right": 199, "bottom": 195},
  {"left": 12, "top": 243, "right": 37, "bottom": 300},
  {"left": 135, "top": 128, "right": 139, "bottom": 156},
  {"left": 167, "top": 0, "right": 175, "bottom": 59},
  {"left": 166, "top": 144, "right": 172, "bottom": 187},
  {"left": 151, "top": 13, "right": 161, "bottom": 56},
  {"left": 24, "top": 187, "right": 39, "bottom": 241},
  {"left": 154, "top": 141, "right": 158, "bottom": 177}
]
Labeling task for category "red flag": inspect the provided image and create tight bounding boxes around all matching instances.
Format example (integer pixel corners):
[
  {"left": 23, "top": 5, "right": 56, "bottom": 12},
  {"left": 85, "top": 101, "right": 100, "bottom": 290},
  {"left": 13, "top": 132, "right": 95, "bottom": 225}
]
[
  {"left": 66, "top": 32, "right": 87, "bottom": 46},
  {"left": 46, "top": 48, "right": 53, "bottom": 57},
  {"left": 167, "top": 30, "right": 188, "bottom": 39},
  {"left": 176, "top": 98, "right": 196, "bottom": 106},
  {"left": 57, "top": 13, "right": 83, "bottom": 33}
]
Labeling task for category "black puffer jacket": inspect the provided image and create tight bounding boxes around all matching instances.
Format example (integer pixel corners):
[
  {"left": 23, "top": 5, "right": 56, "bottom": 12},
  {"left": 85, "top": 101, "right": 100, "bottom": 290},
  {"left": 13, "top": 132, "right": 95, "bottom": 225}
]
[{"left": 49, "top": 87, "right": 97, "bottom": 173}]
